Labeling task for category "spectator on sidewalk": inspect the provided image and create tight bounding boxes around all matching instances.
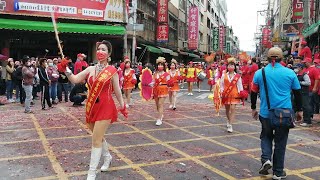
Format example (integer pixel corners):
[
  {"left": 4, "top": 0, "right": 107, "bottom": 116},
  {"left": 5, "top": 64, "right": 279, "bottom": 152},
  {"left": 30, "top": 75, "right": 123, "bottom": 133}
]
[
  {"left": 293, "top": 63, "right": 312, "bottom": 127},
  {"left": 69, "top": 82, "right": 87, "bottom": 106},
  {"left": 74, "top": 53, "right": 88, "bottom": 75},
  {"left": 5, "top": 58, "right": 15, "bottom": 102},
  {"left": 47, "top": 59, "right": 59, "bottom": 104},
  {"left": 299, "top": 41, "right": 312, "bottom": 59},
  {"left": 301, "top": 57, "right": 320, "bottom": 119},
  {"left": 13, "top": 60, "right": 24, "bottom": 104},
  {"left": 38, "top": 58, "right": 52, "bottom": 110},
  {"left": 22, "top": 56, "right": 35, "bottom": 113},
  {"left": 251, "top": 47, "right": 302, "bottom": 179}
]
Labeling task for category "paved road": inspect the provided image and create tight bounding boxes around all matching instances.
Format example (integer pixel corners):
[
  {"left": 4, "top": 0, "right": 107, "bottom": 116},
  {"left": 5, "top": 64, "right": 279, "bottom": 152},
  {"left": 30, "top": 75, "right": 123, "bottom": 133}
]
[{"left": 0, "top": 86, "right": 320, "bottom": 179}]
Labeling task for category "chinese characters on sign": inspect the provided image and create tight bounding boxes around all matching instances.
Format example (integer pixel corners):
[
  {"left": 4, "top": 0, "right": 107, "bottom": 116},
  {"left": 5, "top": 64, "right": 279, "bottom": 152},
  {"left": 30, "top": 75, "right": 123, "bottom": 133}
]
[
  {"left": 262, "top": 27, "right": 271, "bottom": 48},
  {"left": 219, "top": 26, "right": 225, "bottom": 51},
  {"left": 157, "top": 0, "right": 168, "bottom": 42},
  {"left": 213, "top": 27, "right": 219, "bottom": 51},
  {"left": 188, "top": 6, "right": 199, "bottom": 50},
  {"left": 0, "top": 0, "right": 124, "bottom": 22},
  {"left": 157, "top": 24, "right": 169, "bottom": 42},
  {"left": 157, "top": 0, "right": 168, "bottom": 23}
]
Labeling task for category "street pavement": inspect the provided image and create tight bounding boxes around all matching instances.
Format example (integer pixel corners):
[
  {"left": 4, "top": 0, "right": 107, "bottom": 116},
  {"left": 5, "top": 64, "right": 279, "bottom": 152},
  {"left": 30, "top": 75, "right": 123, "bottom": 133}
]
[{"left": 0, "top": 83, "right": 320, "bottom": 180}]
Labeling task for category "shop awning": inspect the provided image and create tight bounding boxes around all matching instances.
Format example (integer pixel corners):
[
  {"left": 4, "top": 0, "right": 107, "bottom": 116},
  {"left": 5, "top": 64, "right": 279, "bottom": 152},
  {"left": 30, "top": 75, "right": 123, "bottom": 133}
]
[
  {"left": 188, "top": 53, "right": 200, "bottom": 58},
  {"left": 142, "top": 44, "right": 162, "bottom": 54},
  {"left": 159, "top": 47, "right": 173, "bottom": 54},
  {"left": 303, "top": 20, "right": 320, "bottom": 38},
  {"left": 0, "top": 18, "right": 126, "bottom": 35},
  {"left": 172, "top": 52, "right": 179, "bottom": 56}
]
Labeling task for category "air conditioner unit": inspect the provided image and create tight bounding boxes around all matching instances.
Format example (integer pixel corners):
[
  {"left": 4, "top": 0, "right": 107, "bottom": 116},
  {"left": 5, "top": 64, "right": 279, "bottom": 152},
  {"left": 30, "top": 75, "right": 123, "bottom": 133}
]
[{"left": 143, "top": 13, "right": 148, "bottom": 19}]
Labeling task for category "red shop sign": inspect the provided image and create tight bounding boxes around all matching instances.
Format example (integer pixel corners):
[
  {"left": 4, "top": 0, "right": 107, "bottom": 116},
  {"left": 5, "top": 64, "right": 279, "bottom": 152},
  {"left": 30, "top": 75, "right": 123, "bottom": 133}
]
[
  {"left": 0, "top": 0, "right": 125, "bottom": 22},
  {"left": 188, "top": 6, "right": 199, "bottom": 50},
  {"left": 157, "top": 24, "right": 169, "bottom": 42},
  {"left": 157, "top": 0, "right": 168, "bottom": 23}
]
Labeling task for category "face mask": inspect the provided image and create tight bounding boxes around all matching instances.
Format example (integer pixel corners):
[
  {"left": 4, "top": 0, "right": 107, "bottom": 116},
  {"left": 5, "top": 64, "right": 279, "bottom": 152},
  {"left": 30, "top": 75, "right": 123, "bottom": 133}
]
[
  {"left": 294, "top": 68, "right": 299, "bottom": 73},
  {"left": 158, "top": 66, "right": 164, "bottom": 71},
  {"left": 228, "top": 67, "right": 235, "bottom": 72},
  {"left": 125, "top": 64, "right": 130, "bottom": 68},
  {"left": 48, "top": 63, "right": 54, "bottom": 67},
  {"left": 317, "top": 65, "right": 320, "bottom": 68},
  {"left": 170, "top": 66, "right": 175, "bottom": 70},
  {"left": 96, "top": 51, "right": 108, "bottom": 61}
]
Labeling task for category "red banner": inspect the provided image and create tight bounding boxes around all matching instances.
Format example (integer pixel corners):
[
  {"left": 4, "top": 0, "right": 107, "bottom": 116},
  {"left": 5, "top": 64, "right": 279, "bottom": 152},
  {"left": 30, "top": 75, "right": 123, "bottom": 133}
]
[
  {"left": 262, "top": 27, "right": 271, "bottom": 47},
  {"left": 0, "top": 0, "right": 125, "bottom": 22},
  {"left": 157, "top": 0, "right": 168, "bottom": 23},
  {"left": 188, "top": 6, "right": 199, "bottom": 50},
  {"left": 157, "top": 24, "right": 169, "bottom": 42},
  {"left": 219, "top": 26, "right": 225, "bottom": 51}
]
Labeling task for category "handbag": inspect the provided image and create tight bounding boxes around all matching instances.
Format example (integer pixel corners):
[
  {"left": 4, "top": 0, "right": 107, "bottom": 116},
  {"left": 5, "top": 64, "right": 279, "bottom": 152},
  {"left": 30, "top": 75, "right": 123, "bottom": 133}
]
[{"left": 262, "top": 68, "right": 295, "bottom": 128}]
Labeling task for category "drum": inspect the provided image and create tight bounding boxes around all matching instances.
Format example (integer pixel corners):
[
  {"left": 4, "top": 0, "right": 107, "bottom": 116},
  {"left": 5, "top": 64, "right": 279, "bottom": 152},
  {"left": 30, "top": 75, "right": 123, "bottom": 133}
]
[{"left": 197, "top": 71, "right": 207, "bottom": 81}]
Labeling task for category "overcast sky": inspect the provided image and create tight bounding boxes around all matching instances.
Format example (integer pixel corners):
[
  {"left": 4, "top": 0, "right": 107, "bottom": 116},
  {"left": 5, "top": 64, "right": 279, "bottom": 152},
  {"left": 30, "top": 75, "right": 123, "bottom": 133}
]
[{"left": 226, "top": 0, "right": 268, "bottom": 52}]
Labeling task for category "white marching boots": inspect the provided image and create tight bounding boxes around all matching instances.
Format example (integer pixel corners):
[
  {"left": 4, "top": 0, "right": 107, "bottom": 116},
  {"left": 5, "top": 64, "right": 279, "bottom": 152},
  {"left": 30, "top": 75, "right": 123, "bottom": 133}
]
[
  {"left": 87, "top": 147, "right": 102, "bottom": 180},
  {"left": 101, "top": 140, "right": 112, "bottom": 172}
]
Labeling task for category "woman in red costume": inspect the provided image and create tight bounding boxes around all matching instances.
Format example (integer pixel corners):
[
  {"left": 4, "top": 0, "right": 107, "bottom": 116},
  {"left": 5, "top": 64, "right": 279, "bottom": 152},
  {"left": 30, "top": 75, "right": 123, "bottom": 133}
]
[
  {"left": 168, "top": 59, "right": 180, "bottom": 110},
  {"left": 122, "top": 57, "right": 137, "bottom": 108},
  {"left": 152, "top": 57, "right": 172, "bottom": 126},
  {"left": 220, "top": 57, "right": 244, "bottom": 133},
  {"left": 62, "top": 40, "right": 127, "bottom": 180},
  {"left": 207, "top": 63, "right": 218, "bottom": 91},
  {"left": 185, "top": 61, "right": 196, "bottom": 95}
]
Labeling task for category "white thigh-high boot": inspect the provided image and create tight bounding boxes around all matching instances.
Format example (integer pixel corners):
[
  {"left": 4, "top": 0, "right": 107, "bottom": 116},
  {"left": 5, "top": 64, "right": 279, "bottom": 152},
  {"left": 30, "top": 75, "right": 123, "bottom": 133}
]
[
  {"left": 101, "top": 140, "right": 112, "bottom": 172},
  {"left": 87, "top": 147, "right": 102, "bottom": 180}
]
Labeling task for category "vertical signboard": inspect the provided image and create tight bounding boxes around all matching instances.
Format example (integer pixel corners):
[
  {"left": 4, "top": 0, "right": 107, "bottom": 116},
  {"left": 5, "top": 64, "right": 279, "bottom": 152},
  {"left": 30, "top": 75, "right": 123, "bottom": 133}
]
[
  {"left": 157, "top": 0, "right": 168, "bottom": 42},
  {"left": 188, "top": 6, "right": 199, "bottom": 50},
  {"left": 262, "top": 27, "right": 271, "bottom": 47},
  {"left": 157, "top": 0, "right": 168, "bottom": 23},
  {"left": 219, "top": 26, "right": 225, "bottom": 51},
  {"left": 213, "top": 27, "right": 219, "bottom": 51},
  {"left": 292, "top": 0, "right": 303, "bottom": 20}
]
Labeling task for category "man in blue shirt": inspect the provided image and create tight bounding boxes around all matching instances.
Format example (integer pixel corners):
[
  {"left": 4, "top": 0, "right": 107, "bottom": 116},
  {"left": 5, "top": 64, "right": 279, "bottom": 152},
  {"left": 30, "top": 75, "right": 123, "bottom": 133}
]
[{"left": 250, "top": 47, "right": 303, "bottom": 180}]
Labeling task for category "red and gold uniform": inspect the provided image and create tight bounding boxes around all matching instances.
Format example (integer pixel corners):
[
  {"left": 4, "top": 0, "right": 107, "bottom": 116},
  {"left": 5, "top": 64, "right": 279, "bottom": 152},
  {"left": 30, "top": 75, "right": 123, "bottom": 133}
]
[
  {"left": 86, "top": 66, "right": 118, "bottom": 123},
  {"left": 185, "top": 67, "right": 196, "bottom": 82},
  {"left": 169, "top": 70, "right": 180, "bottom": 92},
  {"left": 123, "top": 69, "right": 136, "bottom": 90},
  {"left": 196, "top": 65, "right": 204, "bottom": 82},
  {"left": 179, "top": 66, "right": 186, "bottom": 80},
  {"left": 220, "top": 72, "right": 244, "bottom": 105},
  {"left": 240, "top": 61, "right": 250, "bottom": 91},
  {"left": 153, "top": 72, "right": 170, "bottom": 98}
]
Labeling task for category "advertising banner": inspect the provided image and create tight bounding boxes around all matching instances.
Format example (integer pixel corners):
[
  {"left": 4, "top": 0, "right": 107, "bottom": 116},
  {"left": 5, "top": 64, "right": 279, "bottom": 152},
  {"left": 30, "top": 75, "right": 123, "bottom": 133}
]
[
  {"left": 0, "top": 0, "right": 125, "bottom": 22},
  {"left": 212, "top": 27, "right": 219, "bottom": 51},
  {"left": 157, "top": 0, "right": 168, "bottom": 23},
  {"left": 157, "top": 24, "right": 169, "bottom": 42},
  {"left": 292, "top": 0, "right": 303, "bottom": 20},
  {"left": 262, "top": 27, "right": 271, "bottom": 47},
  {"left": 282, "top": 23, "right": 304, "bottom": 36},
  {"left": 188, "top": 6, "right": 199, "bottom": 50}
]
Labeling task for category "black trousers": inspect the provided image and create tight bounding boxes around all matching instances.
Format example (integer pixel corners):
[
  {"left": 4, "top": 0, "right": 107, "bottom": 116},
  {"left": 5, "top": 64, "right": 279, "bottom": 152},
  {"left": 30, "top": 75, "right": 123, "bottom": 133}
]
[
  {"left": 18, "top": 81, "right": 26, "bottom": 104},
  {"left": 41, "top": 84, "right": 52, "bottom": 109}
]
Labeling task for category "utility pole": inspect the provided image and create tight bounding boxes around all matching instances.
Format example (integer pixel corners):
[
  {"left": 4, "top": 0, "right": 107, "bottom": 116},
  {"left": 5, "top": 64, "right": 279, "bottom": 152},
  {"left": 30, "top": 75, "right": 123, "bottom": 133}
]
[
  {"left": 303, "top": 0, "right": 310, "bottom": 28},
  {"left": 132, "top": 0, "right": 137, "bottom": 64},
  {"left": 124, "top": 0, "right": 128, "bottom": 57}
]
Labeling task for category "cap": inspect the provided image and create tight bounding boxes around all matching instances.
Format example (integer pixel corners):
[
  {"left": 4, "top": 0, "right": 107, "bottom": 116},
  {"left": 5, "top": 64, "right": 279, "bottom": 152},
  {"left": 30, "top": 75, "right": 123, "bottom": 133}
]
[
  {"left": 301, "top": 41, "right": 307, "bottom": 45},
  {"left": 314, "top": 59, "right": 320, "bottom": 64},
  {"left": 293, "top": 63, "right": 304, "bottom": 69},
  {"left": 189, "top": 61, "right": 193, "bottom": 64},
  {"left": 267, "top": 47, "right": 283, "bottom": 59},
  {"left": 302, "top": 57, "right": 312, "bottom": 63}
]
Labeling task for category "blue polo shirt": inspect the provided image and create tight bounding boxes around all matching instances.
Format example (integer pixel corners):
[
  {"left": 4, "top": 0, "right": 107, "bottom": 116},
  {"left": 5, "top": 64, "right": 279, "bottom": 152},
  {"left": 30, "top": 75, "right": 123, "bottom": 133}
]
[{"left": 253, "top": 63, "right": 301, "bottom": 118}]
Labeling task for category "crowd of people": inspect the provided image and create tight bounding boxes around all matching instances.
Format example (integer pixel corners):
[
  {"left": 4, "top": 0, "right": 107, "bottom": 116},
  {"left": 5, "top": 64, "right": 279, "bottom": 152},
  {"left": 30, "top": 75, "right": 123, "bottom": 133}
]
[{"left": 0, "top": 39, "right": 319, "bottom": 180}]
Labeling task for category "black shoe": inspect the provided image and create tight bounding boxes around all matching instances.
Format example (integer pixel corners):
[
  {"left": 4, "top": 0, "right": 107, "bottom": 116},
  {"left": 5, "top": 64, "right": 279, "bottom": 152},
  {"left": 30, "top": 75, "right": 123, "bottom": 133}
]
[
  {"left": 272, "top": 171, "right": 287, "bottom": 180},
  {"left": 259, "top": 160, "right": 272, "bottom": 175}
]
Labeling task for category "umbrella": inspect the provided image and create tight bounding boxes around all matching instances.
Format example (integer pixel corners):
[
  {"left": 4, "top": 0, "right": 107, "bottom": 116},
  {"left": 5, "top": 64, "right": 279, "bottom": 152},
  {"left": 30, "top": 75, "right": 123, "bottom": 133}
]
[{"left": 0, "top": 54, "right": 8, "bottom": 60}]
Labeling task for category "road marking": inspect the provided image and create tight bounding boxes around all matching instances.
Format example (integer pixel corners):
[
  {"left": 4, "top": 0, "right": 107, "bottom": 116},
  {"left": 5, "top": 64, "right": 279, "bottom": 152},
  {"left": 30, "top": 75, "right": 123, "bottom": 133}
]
[
  {"left": 30, "top": 114, "right": 68, "bottom": 180},
  {"left": 0, "top": 154, "right": 47, "bottom": 162},
  {"left": 59, "top": 107, "right": 155, "bottom": 180},
  {"left": 195, "top": 93, "right": 211, "bottom": 99}
]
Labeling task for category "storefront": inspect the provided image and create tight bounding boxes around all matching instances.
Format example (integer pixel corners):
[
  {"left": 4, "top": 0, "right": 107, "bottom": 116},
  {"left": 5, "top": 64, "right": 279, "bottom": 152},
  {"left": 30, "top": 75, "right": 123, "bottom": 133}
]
[{"left": 0, "top": 0, "right": 126, "bottom": 63}]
